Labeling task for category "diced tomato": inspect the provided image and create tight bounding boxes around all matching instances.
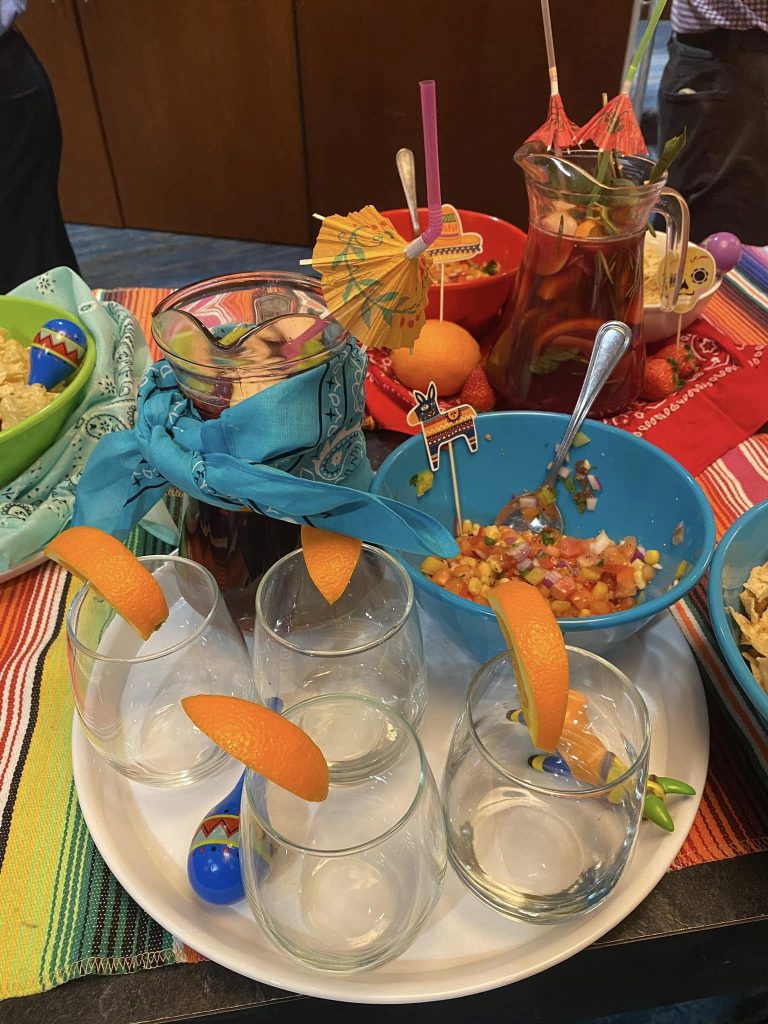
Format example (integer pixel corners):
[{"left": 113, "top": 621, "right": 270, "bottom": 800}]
[
  {"left": 445, "top": 578, "right": 470, "bottom": 598},
  {"left": 558, "top": 537, "right": 587, "bottom": 559},
  {"left": 571, "top": 589, "right": 593, "bottom": 611},
  {"left": 616, "top": 597, "right": 635, "bottom": 611},
  {"left": 602, "top": 561, "right": 628, "bottom": 576},
  {"left": 615, "top": 567, "right": 637, "bottom": 597},
  {"left": 618, "top": 537, "right": 637, "bottom": 560},
  {"left": 551, "top": 576, "right": 577, "bottom": 600}
]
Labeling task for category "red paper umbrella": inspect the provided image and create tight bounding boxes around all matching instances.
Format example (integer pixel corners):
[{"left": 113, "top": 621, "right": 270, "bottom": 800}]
[
  {"left": 525, "top": 0, "right": 579, "bottom": 152},
  {"left": 575, "top": 92, "right": 646, "bottom": 155},
  {"left": 526, "top": 93, "right": 580, "bottom": 151},
  {"left": 575, "top": 0, "right": 668, "bottom": 156}
]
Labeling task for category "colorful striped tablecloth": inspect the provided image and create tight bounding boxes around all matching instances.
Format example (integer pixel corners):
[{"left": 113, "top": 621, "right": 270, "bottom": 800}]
[{"left": 2, "top": 267, "right": 768, "bottom": 999}]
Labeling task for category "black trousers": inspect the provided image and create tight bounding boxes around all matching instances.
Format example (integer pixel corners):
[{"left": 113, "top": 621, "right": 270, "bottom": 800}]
[
  {"left": 0, "top": 29, "right": 79, "bottom": 293},
  {"left": 658, "top": 28, "right": 768, "bottom": 245}
]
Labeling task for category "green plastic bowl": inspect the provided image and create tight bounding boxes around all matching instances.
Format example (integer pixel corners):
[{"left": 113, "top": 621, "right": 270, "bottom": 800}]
[{"left": 0, "top": 296, "right": 96, "bottom": 487}]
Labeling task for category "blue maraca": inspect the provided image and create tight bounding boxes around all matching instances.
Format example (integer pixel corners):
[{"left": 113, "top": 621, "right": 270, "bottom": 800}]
[
  {"left": 28, "top": 318, "right": 87, "bottom": 389},
  {"left": 188, "top": 773, "right": 247, "bottom": 905}
]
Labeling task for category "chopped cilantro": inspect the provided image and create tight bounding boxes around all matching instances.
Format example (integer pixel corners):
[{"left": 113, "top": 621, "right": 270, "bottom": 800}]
[{"left": 540, "top": 530, "right": 555, "bottom": 546}]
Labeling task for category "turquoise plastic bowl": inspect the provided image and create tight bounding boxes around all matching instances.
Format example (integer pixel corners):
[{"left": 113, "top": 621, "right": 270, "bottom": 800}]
[
  {"left": 708, "top": 498, "right": 768, "bottom": 725},
  {"left": 372, "top": 411, "right": 716, "bottom": 660}
]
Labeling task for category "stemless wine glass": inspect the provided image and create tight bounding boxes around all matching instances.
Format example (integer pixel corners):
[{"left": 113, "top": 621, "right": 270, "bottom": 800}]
[
  {"left": 240, "top": 694, "right": 446, "bottom": 973},
  {"left": 67, "top": 554, "right": 253, "bottom": 786},
  {"left": 253, "top": 544, "right": 427, "bottom": 733},
  {"left": 444, "top": 647, "right": 650, "bottom": 923}
]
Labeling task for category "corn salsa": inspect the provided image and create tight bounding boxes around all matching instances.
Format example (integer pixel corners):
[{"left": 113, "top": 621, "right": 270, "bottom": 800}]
[{"left": 421, "top": 521, "right": 662, "bottom": 618}]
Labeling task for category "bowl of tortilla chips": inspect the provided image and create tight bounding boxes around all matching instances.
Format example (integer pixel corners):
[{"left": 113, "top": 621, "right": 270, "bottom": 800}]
[
  {"left": 708, "top": 498, "right": 768, "bottom": 725},
  {"left": 0, "top": 296, "right": 95, "bottom": 487}
]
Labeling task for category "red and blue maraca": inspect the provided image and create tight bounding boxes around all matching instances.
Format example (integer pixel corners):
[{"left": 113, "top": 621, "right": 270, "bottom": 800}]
[{"left": 28, "top": 318, "right": 87, "bottom": 389}]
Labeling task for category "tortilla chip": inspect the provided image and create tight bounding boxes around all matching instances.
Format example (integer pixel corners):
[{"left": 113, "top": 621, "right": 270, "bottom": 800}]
[
  {"left": 0, "top": 384, "right": 53, "bottom": 430},
  {"left": 0, "top": 336, "right": 30, "bottom": 385},
  {"left": 743, "top": 652, "right": 768, "bottom": 692}
]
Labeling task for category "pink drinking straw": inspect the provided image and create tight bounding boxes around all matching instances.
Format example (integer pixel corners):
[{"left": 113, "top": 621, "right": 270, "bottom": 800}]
[
  {"left": 405, "top": 79, "right": 443, "bottom": 257},
  {"left": 290, "top": 80, "right": 444, "bottom": 350}
]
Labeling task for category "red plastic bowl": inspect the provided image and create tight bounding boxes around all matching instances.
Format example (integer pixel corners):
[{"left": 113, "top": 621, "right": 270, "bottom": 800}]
[{"left": 382, "top": 208, "right": 526, "bottom": 339}]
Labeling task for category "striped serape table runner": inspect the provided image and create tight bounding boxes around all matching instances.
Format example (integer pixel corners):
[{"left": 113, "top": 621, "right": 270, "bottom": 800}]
[{"left": 2, "top": 279, "right": 768, "bottom": 999}]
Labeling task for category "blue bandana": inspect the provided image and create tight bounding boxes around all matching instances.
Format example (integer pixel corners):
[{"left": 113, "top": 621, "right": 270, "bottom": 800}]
[{"left": 73, "top": 344, "right": 457, "bottom": 558}]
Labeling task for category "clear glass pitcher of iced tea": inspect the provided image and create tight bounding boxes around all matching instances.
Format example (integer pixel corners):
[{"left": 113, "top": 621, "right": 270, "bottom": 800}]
[
  {"left": 487, "top": 145, "right": 689, "bottom": 415},
  {"left": 152, "top": 271, "right": 353, "bottom": 628}
]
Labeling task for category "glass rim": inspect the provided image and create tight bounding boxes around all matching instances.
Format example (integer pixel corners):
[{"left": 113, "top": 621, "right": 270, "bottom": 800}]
[
  {"left": 244, "top": 693, "right": 429, "bottom": 857},
  {"left": 465, "top": 645, "right": 651, "bottom": 797},
  {"left": 254, "top": 543, "right": 415, "bottom": 656},
  {"left": 151, "top": 270, "right": 348, "bottom": 374},
  {"left": 66, "top": 554, "right": 222, "bottom": 664}
]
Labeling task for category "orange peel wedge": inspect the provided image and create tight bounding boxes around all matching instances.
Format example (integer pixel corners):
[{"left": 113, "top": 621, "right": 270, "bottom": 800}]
[
  {"left": 489, "top": 579, "right": 569, "bottom": 751},
  {"left": 45, "top": 526, "right": 168, "bottom": 640},
  {"left": 182, "top": 695, "right": 329, "bottom": 802},
  {"left": 301, "top": 525, "right": 362, "bottom": 604}
]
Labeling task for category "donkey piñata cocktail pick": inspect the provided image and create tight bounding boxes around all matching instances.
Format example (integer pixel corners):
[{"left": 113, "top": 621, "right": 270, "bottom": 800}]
[{"left": 407, "top": 380, "right": 478, "bottom": 529}]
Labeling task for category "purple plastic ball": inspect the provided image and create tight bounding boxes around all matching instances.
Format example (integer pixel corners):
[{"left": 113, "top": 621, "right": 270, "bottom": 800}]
[{"left": 700, "top": 232, "right": 743, "bottom": 275}]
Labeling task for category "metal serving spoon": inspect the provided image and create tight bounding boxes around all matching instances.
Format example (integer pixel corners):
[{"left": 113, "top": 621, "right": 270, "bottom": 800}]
[
  {"left": 495, "top": 320, "right": 633, "bottom": 534},
  {"left": 396, "top": 148, "right": 421, "bottom": 238}
]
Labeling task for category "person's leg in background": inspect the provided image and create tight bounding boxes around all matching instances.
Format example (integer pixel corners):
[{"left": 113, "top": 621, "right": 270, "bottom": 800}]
[
  {"left": 0, "top": 28, "right": 79, "bottom": 293},
  {"left": 657, "top": 29, "right": 768, "bottom": 245}
]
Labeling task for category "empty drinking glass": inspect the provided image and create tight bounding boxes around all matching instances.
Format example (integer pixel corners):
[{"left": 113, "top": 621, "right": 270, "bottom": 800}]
[
  {"left": 443, "top": 647, "right": 650, "bottom": 922},
  {"left": 67, "top": 555, "right": 254, "bottom": 786},
  {"left": 240, "top": 694, "right": 446, "bottom": 972},
  {"left": 253, "top": 544, "right": 427, "bottom": 735}
]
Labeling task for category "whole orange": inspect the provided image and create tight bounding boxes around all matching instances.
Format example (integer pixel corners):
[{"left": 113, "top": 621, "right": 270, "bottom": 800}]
[{"left": 390, "top": 319, "right": 480, "bottom": 396}]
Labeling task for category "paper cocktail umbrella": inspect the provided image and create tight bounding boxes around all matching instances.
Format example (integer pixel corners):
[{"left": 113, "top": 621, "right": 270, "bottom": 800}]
[
  {"left": 300, "top": 80, "right": 444, "bottom": 351},
  {"left": 575, "top": 0, "right": 668, "bottom": 155},
  {"left": 525, "top": 0, "right": 579, "bottom": 151}
]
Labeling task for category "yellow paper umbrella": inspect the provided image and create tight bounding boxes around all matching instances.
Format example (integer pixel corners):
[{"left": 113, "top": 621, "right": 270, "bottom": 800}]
[
  {"left": 308, "top": 205, "right": 434, "bottom": 351},
  {"left": 300, "top": 81, "right": 443, "bottom": 352}
]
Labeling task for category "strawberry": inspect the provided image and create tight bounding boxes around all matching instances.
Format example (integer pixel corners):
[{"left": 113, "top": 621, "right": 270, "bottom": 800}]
[
  {"left": 641, "top": 357, "right": 682, "bottom": 402},
  {"left": 460, "top": 367, "right": 496, "bottom": 411},
  {"left": 653, "top": 342, "right": 698, "bottom": 379}
]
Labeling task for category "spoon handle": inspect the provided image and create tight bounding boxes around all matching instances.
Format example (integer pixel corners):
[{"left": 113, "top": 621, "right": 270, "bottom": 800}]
[
  {"left": 396, "top": 148, "right": 421, "bottom": 237},
  {"left": 543, "top": 321, "right": 633, "bottom": 489}
]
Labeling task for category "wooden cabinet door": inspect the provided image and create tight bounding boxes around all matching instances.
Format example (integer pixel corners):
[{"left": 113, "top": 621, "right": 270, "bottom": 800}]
[
  {"left": 296, "top": 0, "right": 633, "bottom": 231},
  {"left": 18, "top": 0, "right": 123, "bottom": 226},
  {"left": 75, "top": 0, "right": 309, "bottom": 244}
]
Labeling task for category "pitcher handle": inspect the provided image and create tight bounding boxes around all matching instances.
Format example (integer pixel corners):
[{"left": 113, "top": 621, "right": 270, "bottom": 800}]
[{"left": 653, "top": 187, "right": 690, "bottom": 312}]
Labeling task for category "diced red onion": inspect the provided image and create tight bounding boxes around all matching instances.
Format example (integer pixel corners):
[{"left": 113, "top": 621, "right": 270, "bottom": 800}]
[
  {"left": 672, "top": 521, "right": 684, "bottom": 545},
  {"left": 543, "top": 570, "right": 562, "bottom": 588},
  {"left": 558, "top": 466, "right": 571, "bottom": 479},
  {"left": 585, "top": 496, "right": 598, "bottom": 511},
  {"left": 587, "top": 473, "right": 601, "bottom": 492},
  {"left": 510, "top": 541, "right": 531, "bottom": 562},
  {"left": 632, "top": 546, "right": 646, "bottom": 562},
  {"left": 518, "top": 494, "right": 538, "bottom": 509},
  {"left": 517, "top": 557, "right": 534, "bottom": 572},
  {"left": 556, "top": 559, "right": 569, "bottom": 568}
]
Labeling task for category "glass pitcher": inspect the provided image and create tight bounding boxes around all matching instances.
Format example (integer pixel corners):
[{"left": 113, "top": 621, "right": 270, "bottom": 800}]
[
  {"left": 487, "top": 145, "right": 689, "bottom": 415},
  {"left": 152, "top": 272, "right": 352, "bottom": 628}
]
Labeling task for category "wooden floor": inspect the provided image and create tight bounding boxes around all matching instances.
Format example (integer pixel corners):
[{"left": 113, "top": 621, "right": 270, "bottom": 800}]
[{"left": 66, "top": 224, "right": 311, "bottom": 291}]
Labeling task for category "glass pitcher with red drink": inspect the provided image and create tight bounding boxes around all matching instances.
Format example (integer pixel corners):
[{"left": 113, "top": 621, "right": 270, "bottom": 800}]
[
  {"left": 152, "top": 272, "right": 355, "bottom": 628},
  {"left": 487, "top": 145, "right": 689, "bottom": 415}
]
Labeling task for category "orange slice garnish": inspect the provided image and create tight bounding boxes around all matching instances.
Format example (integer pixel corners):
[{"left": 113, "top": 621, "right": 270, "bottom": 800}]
[
  {"left": 182, "top": 695, "right": 329, "bottom": 801},
  {"left": 45, "top": 526, "right": 168, "bottom": 640},
  {"left": 489, "top": 579, "right": 569, "bottom": 751},
  {"left": 301, "top": 525, "right": 362, "bottom": 604}
]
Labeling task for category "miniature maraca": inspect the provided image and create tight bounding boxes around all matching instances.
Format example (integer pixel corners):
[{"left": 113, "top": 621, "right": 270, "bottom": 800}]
[
  {"left": 188, "top": 773, "right": 247, "bottom": 905},
  {"left": 28, "top": 318, "right": 87, "bottom": 389},
  {"left": 700, "top": 232, "right": 743, "bottom": 276}
]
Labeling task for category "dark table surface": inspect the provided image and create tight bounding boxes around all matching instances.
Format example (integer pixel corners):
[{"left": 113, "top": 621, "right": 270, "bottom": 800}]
[{"left": 4, "top": 431, "right": 768, "bottom": 1024}]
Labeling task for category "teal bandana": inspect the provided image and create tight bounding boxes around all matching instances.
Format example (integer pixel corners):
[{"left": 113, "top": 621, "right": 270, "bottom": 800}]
[{"left": 73, "top": 346, "right": 457, "bottom": 558}]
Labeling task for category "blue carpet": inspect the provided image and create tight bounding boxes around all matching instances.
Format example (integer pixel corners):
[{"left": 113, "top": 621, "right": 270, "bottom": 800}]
[{"left": 66, "top": 224, "right": 310, "bottom": 291}]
